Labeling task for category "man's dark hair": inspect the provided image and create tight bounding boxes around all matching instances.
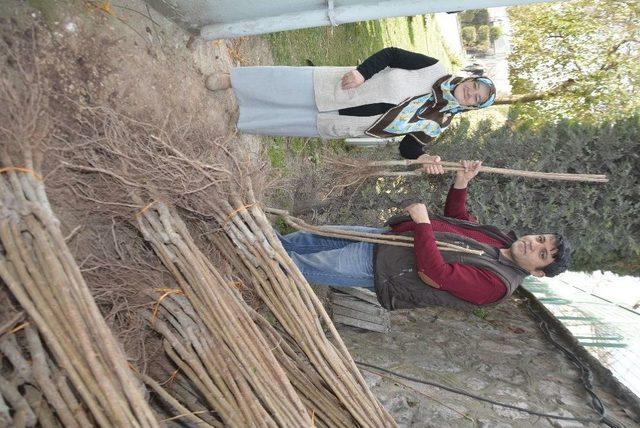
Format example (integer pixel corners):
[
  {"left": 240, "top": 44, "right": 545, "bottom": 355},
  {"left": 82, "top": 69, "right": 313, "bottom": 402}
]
[{"left": 542, "top": 233, "right": 571, "bottom": 277}]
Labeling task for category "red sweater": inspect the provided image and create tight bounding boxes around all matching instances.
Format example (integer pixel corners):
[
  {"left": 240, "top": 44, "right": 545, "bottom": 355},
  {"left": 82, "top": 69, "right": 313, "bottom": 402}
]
[{"left": 391, "top": 186, "right": 507, "bottom": 305}]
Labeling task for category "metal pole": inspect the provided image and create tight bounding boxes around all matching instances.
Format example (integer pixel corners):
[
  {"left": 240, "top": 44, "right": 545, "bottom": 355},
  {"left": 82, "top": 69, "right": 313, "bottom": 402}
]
[{"left": 200, "top": 0, "right": 563, "bottom": 40}]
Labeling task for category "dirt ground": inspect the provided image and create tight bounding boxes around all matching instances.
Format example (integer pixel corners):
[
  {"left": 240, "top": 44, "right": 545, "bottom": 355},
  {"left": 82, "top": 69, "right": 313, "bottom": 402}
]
[{"left": 1, "top": 0, "right": 271, "bottom": 154}]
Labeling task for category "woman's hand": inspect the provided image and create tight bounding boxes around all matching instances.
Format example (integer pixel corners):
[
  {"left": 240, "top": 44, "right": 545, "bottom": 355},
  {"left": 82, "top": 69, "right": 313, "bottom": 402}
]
[
  {"left": 418, "top": 154, "right": 444, "bottom": 175},
  {"left": 341, "top": 70, "right": 365, "bottom": 89},
  {"left": 453, "top": 160, "right": 482, "bottom": 189}
]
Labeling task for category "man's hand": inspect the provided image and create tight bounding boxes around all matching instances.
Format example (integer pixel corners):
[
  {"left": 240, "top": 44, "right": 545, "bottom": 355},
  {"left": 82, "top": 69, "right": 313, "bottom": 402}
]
[
  {"left": 405, "top": 203, "right": 430, "bottom": 224},
  {"left": 418, "top": 154, "right": 445, "bottom": 175},
  {"left": 454, "top": 160, "right": 482, "bottom": 189},
  {"left": 341, "top": 70, "right": 365, "bottom": 89}
]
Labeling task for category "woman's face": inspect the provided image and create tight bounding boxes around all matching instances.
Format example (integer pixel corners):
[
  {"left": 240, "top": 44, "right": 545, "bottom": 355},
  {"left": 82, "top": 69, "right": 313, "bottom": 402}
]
[{"left": 452, "top": 80, "right": 491, "bottom": 107}]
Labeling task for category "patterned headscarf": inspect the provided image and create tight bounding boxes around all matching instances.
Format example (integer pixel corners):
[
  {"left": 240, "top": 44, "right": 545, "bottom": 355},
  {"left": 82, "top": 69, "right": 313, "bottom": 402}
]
[{"left": 366, "top": 75, "right": 497, "bottom": 144}]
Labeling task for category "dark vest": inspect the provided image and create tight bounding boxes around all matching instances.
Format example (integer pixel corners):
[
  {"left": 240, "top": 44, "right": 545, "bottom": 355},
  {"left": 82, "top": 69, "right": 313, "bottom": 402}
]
[{"left": 374, "top": 214, "right": 529, "bottom": 311}]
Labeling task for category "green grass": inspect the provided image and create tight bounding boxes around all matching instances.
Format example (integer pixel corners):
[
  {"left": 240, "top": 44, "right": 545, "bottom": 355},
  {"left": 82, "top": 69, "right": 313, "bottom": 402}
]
[
  {"left": 266, "top": 14, "right": 456, "bottom": 71},
  {"left": 265, "top": 136, "right": 347, "bottom": 171},
  {"left": 272, "top": 217, "right": 297, "bottom": 235},
  {"left": 473, "top": 308, "right": 489, "bottom": 319}
]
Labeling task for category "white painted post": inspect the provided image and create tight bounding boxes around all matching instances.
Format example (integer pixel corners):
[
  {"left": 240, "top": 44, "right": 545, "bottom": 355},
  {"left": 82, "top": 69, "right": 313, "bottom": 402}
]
[
  {"left": 344, "top": 136, "right": 403, "bottom": 148},
  {"left": 200, "top": 0, "right": 563, "bottom": 40}
]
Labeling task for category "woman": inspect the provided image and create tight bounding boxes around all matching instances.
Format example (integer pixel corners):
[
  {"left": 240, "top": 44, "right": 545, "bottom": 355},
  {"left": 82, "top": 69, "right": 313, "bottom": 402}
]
[{"left": 206, "top": 47, "right": 496, "bottom": 159}]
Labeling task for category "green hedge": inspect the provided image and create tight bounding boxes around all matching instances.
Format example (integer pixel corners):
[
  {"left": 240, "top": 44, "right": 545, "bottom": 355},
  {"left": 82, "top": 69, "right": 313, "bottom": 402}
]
[{"left": 418, "top": 114, "right": 640, "bottom": 274}]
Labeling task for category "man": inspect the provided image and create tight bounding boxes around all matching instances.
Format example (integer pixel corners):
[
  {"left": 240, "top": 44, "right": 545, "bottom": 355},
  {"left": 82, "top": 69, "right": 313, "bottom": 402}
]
[{"left": 278, "top": 156, "right": 571, "bottom": 310}]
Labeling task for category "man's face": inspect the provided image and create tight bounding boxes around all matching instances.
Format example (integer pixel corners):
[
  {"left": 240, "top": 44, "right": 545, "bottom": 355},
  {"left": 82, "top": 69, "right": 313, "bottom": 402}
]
[
  {"left": 508, "top": 234, "right": 558, "bottom": 277},
  {"left": 453, "top": 79, "right": 490, "bottom": 107}
]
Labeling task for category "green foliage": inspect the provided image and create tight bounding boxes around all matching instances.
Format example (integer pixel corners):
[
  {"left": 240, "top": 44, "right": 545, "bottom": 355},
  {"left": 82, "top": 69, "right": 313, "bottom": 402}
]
[
  {"left": 272, "top": 217, "right": 297, "bottom": 235},
  {"left": 508, "top": 0, "right": 640, "bottom": 123},
  {"left": 462, "top": 24, "right": 490, "bottom": 52},
  {"left": 473, "top": 308, "right": 488, "bottom": 319},
  {"left": 458, "top": 10, "right": 476, "bottom": 24},
  {"left": 459, "top": 9, "right": 489, "bottom": 26},
  {"left": 475, "top": 9, "right": 490, "bottom": 25},
  {"left": 489, "top": 26, "right": 502, "bottom": 42},
  {"left": 477, "top": 25, "right": 490, "bottom": 42},
  {"left": 477, "top": 41, "right": 491, "bottom": 52},
  {"left": 461, "top": 26, "right": 477, "bottom": 44}
]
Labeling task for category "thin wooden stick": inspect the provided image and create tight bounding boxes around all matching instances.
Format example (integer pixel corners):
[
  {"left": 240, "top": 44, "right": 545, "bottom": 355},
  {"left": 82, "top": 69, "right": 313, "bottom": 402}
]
[
  {"left": 366, "top": 159, "right": 608, "bottom": 182},
  {"left": 264, "top": 207, "right": 485, "bottom": 256},
  {"left": 138, "top": 373, "right": 215, "bottom": 427}
]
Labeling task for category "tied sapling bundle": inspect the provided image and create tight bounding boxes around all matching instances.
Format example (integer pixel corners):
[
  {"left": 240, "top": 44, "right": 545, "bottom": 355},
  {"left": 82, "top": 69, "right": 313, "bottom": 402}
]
[
  {"left": 0, "top": 82, "right": 158, "bottom": 427},
  {"left": 136, "top": 201, "right": 312, "bottom": 427}
]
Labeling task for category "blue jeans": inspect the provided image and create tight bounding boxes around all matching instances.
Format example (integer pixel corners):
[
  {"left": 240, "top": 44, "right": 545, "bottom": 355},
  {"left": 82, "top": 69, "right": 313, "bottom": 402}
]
[{"left": 277, "top": 226, "right": 388, "bottom": 289}]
